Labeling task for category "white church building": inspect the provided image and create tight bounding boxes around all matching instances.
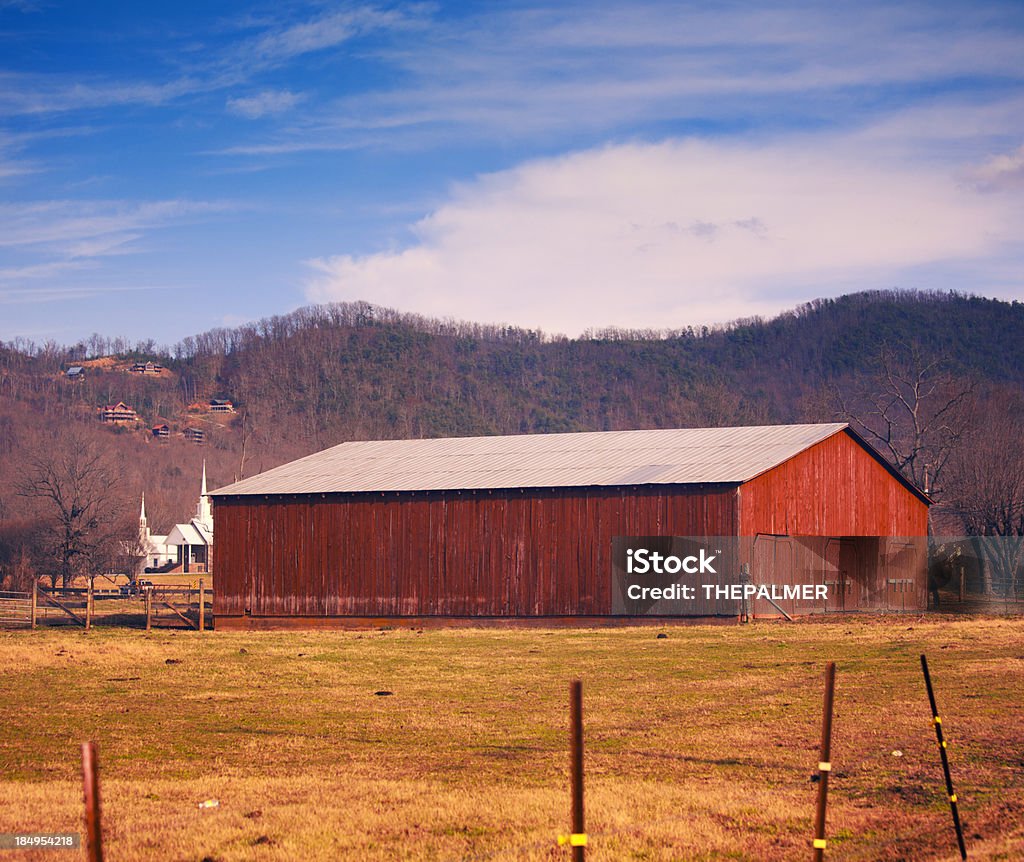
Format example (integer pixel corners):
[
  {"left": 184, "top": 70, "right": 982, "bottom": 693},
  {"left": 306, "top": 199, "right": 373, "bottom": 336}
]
[{"left": 138, "top": 464, "right": 214, "bottom": 576}]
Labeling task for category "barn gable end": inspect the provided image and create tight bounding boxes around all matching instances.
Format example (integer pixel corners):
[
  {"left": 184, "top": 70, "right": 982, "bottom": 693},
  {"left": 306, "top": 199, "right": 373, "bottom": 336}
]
[{"left": 739, "top": 428, "right": 929, "bottom": 537}]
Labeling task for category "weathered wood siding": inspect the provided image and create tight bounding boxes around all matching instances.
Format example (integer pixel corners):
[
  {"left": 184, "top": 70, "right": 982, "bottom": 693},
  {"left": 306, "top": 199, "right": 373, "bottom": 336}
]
[
  {"left": 214, "top": 484, "right": 737, "bottom": 619},
  {"left": 738, "top": 429, "right": 928, "bottom": 537}
]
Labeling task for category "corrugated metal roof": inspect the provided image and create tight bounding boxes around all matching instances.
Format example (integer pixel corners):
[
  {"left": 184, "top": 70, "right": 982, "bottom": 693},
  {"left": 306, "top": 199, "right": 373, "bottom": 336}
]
[{"left": 212, "top": 423, "right": 851, "bottom": 497}]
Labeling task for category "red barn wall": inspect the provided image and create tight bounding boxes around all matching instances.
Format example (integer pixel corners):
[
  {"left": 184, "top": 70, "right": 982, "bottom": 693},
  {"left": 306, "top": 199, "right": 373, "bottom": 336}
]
[
  {"left": 738, "top": 430, "right": 928, "bottom": 537},
  {"left": 214, "top": 484, "right": 737, "bottom": 621}
]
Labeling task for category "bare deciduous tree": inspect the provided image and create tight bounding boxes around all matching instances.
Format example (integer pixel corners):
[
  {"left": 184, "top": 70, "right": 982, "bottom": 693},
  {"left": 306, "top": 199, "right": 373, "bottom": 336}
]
[
  {"left": 834, "top": 343, "right": 974, "bottom": 503},
  {"left": 945, "top": 397, "right": 1024, "bottom": 597},
  {"left": 16, "top": 429, "right": 132, "bottom": 588}
]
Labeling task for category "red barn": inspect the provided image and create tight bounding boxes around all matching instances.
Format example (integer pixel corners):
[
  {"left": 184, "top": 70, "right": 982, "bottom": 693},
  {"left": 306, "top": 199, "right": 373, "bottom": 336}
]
[{"left": 210, "top": 423, "right": 929, "bottom": 629}]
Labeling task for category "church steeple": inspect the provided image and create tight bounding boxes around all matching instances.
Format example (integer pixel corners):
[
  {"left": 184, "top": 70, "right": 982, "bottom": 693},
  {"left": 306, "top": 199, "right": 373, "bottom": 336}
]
[
  {"left": 139, "top": 493, "right": 150, "bottom": 543},
  {"left": 195, "top": 461, "right": 213, "bottom": 529}
]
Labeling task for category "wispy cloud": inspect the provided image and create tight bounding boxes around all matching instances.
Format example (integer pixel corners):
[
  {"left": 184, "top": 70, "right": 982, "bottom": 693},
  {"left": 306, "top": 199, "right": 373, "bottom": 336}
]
[
  {"left": 0, "top": 199, "right": 233, "bottom": 318},
  {"left": 0, "top": 199, "right": 232, "bottom": 257},
  {"left": 305, "top": 136, "right": 1024, "bottom": 335},
  {"left": 0, "top": 131, "right": 40, "bottom": 181},
  {"left": 227, "top": 89, "right": 305, "bottom": 119},
  {"left": 968, "top": 144, "right": 1024, "bottom": 192},
  {"left": 221, "top": 1, "right": 1024, "bottom": 154},
  {"left": 239, "top": 6, "right": 416, "bottom": 64},
  {"left": 0, "top": 260, "right": 90, "bottom": 280},
  {"left": 0, "top": 71, "right": 209, "bottom": 116},
  {"left": 0, "top": 284, "right": 170, "bottom": 305},
  {"left": 0, "top": 4, "right": 424, "bottom": 118}
]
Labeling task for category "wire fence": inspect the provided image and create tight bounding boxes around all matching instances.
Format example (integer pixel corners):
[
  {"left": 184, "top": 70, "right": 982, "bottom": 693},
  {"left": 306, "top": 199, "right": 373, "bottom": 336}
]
[
  {"left": 930, "top": 536, "right": 1024, "bottom": 613},
  {"left": 67, "top": 665, "right": 974, "bottom": 862}
]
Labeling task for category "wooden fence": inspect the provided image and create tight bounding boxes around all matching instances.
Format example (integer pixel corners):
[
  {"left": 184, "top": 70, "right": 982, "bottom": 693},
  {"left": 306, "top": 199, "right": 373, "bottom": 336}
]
[
  {"left": 0, "top": 590, "right": 32, "bottom": 628},
  {"left": 0, "top": 582, "right": 214, "bottom": 631}
]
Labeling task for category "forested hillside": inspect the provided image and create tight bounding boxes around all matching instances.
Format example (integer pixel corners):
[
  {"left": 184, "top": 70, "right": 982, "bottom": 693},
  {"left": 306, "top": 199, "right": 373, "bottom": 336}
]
[{"left": 1, "top": 288, "right": 1023, "bottom": 586}]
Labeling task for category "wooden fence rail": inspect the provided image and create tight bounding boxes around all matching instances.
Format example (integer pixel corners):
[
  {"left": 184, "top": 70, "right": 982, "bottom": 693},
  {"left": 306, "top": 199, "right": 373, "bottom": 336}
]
[
  {"left": 23, "top": 582, "right": 214, "bottom": 631},
  {"left": 0, "top": 590, "right": 33, "bottom": 628}
]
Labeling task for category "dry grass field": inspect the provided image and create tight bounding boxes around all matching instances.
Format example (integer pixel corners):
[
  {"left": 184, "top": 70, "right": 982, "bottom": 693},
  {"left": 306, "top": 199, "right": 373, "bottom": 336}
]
[{"left": 1, "top": 617, "right": 1022, "bottom": 861}]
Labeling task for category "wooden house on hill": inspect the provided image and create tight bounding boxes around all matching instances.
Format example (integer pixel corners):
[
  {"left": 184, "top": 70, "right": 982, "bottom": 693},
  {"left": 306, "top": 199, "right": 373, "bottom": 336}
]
[
  {"left": 100, "top": 402, "right": 139, "bottom": 424},
  {"left": 209, "top": 399, "right": 235, "bottom": 414},
  {"left": 129, "top": 361, "right": 164, "bottom": 375}
]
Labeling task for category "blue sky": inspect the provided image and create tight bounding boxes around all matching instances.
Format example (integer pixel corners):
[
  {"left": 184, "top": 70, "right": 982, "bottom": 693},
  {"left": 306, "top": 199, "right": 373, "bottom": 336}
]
[{"left": 1, "top": 1, "right": 1023, "bottom": 345}]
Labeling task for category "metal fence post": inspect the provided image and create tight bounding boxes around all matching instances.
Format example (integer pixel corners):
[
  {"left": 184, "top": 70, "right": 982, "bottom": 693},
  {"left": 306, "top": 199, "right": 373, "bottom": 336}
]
[{"left": 921, "top": 655, "right": 967, "bottom": 860}]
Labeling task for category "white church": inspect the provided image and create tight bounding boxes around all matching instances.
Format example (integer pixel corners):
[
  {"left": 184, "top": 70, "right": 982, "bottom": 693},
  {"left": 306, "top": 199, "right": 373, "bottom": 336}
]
[{"left": 138, "top": 464, "right": 214, "bottom": 576}]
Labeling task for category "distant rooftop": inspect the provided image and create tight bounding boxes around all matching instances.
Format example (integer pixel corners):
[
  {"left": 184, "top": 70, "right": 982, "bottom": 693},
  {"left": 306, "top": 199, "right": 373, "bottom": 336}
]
[{"left": 212, "top": 423, "right": 866, "bottom": 497}]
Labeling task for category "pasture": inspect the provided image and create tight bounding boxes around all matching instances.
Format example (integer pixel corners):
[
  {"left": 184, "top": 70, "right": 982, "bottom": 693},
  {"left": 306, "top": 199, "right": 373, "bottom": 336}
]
[{"left": 1, "top": 617, "right": 1022, "bottom": 860}]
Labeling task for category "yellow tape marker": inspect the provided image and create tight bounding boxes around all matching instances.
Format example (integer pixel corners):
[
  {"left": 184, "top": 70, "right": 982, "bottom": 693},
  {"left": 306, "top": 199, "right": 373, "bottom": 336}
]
[
  {"left": 818, "top": 761, "right": 832, "bottom": 772},
  {"left": 950, "top": 794, "right": 957, "bottom": 803},
  {"left": 942, "top": 741, "right": 947, "bottom": 749},
  {"left": 557, "top": 834, "right": 588, "bottom": 847},
  {"left": 813, "top": 838, "right": 828, "bottom": 849},
  {"left": 934, "top": 716, "right": 942, "bottom": 725}
]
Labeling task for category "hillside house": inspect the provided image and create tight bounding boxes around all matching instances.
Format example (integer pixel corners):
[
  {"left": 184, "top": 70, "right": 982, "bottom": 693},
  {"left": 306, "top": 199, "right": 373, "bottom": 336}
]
[
  {"left": 100, "top": 402, "right": 139, "bottom": 424},
  {"left": 151, "top": 424, "right": 170, "bottom": 440},
  {"left": 65, "top": 366, "right": 85, "bottom": 381},
  {"left": 209, "top": 399, "right": 235, "bottom": 414},
  {"left": 184, "top": 427, "right": 206, "bottom": 445},
  {"left": 130, "top": 361, "right": 163, "bottom": 375}
]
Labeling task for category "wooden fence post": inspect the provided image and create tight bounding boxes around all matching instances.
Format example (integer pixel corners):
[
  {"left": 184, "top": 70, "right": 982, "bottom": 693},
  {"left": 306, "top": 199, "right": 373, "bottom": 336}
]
[
  {"left": 86, "top": 579, "right": 93, "bottom": 632},
  {"left": 199, "top": 578, "right": 205, "bottom": 633},
  {"left": 145, "top": 587, "right": 152, "bottom": 632},
  {"left": 81, "top": 741, "right": 104, "bottom": 862},
  {"left": 31, "top": 582, "right": 37, "bottom": 629},
  {"left": 571, "top": 680, "right": 585, "bottom": 861},
  {"left": 557, "top": 680, "right": 587, "bottom": 859},
  {"left": 812, "top": 662, "right": 836, "bottom": 861}
]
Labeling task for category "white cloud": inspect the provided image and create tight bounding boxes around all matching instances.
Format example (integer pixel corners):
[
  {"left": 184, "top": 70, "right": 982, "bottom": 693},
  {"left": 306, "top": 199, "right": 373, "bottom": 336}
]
[
  {"left": 227, "top": 89, "right": 305, "bottom": 119},
  {"left": 969, "top": 144, "right": 1024, "bottom": 192},
  {"left": 305, "top": 138, "right": 1023, "bottom": 334}
]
